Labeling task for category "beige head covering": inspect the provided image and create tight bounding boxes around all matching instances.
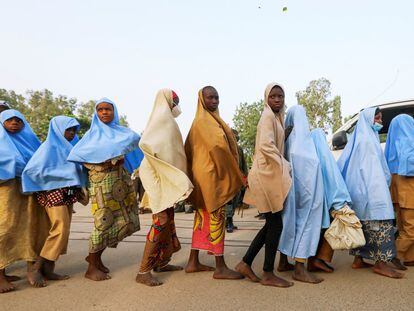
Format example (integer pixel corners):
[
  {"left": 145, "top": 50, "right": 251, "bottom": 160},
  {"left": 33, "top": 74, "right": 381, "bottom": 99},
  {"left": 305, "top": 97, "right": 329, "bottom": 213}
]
[
  {"left": 139, "top": 89, "right": 193, "bottom": 214},
  {"left": 185, "top": 88, "right": 243, "bottom": 213},
  {"left": 243, "top": 82, "right": 292, "bottom": 213}
]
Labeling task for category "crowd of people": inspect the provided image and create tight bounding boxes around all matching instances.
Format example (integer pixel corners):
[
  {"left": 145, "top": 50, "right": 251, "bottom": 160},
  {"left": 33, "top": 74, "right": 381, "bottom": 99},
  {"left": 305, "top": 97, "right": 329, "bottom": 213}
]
[{"left": 0, "top": 83, "right": 413, "bottom": 293}]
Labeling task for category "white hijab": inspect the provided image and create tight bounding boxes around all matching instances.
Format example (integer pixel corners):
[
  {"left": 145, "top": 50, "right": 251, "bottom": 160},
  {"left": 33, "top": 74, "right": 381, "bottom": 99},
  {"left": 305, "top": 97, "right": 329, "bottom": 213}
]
[{"left": 139, "top": 89, "right": 193, "bottom": 213}]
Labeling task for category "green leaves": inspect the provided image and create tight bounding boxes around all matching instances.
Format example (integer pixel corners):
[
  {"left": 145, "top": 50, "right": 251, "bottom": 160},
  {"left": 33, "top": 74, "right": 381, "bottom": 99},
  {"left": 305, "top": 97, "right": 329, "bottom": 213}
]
[
  {"left": 233, "top": 100, "right": 264, "bottom": 167},
  {"left": 295, "top": 78, "right": 343, "bottom": 133}
]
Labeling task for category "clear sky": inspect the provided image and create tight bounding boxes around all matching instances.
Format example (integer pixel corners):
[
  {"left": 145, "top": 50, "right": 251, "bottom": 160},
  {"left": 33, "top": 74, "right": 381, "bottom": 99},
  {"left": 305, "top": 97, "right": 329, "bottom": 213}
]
[{"left": 1, "top": 0, "right": 413, "bottom": 135}]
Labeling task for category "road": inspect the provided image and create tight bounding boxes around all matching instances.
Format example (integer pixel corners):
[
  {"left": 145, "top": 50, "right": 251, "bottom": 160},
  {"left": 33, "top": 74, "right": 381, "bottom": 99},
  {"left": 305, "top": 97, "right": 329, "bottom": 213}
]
[{"left": 1, "top": 204, "right": 413, "bottom": 311}]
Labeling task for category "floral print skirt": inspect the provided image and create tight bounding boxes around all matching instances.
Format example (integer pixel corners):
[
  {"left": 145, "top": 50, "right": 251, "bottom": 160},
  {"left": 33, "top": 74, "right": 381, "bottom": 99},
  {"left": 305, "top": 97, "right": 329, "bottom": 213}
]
[{"left": 350, "top": 220, "right": 396, "bottom": 262}]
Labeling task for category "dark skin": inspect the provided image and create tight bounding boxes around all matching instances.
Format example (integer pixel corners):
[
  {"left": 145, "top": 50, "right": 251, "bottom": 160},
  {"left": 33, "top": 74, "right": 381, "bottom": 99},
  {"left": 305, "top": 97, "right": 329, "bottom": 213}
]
[
  {"left": 64, "top": 126, "right": 77, "bottom": 142},
  {"left": 96, "top": 103, "right": 115, "bottom": 124},
  {"left": 3, "top": 117, "right": 24, "bottom": 133},
  {"left": 32, "top": 126, "right": 80, "bottom": 281},
  {"left": 84, "top": 103, "right": 115, "bottom": 282},
  {"left": 136, "top": 211, "right": 183, "bottom": 287},
  {"left": 268, "top": 86, "right": 284, "bottom": 113},
  {"left": 202, "top": 86, "right": 219, "bottom": 112},
  {"left": 185, "top": 86, "right": 243, "bottom": 280},
  {"left": 0, "top": 269, "right": 17, "bottom": 293},
  {"left": 352, "top": 111, "right": 404, "bottom": 279}
]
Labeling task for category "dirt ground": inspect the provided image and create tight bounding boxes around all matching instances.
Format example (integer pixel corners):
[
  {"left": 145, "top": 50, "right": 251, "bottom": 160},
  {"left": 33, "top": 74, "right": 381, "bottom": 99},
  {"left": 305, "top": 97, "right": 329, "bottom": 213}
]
[{"left": 1, "top": 204, "right": 413, "bottom": 311}]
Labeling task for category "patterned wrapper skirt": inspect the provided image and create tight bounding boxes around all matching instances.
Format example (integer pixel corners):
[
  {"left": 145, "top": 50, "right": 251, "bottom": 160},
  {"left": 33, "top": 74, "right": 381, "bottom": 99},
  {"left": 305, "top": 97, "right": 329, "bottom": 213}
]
[
  {"left": 191, "top": 206, "right": 225, "bottom": 256},
  {"left": 139, "top": 207, "right": 181, "bottom": 273},
  {"left": 350, "top": 220, "right": 396, "bottom": 262},
  {"left": 85, "top": 160, "right": 140, "bottom": 253}
]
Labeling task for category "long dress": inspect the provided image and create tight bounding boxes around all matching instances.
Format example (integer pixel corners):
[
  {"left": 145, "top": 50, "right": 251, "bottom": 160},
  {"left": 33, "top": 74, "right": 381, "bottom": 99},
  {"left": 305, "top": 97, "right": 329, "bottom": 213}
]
[{"left": 85, "top": 159, "right": 140, "bottom": 253}]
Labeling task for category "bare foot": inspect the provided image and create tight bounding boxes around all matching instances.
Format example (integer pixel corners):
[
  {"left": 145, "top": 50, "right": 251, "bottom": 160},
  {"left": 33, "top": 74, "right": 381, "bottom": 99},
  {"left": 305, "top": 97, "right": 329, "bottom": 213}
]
[
  {"left": 293, "top": 262, "right": 323, "bottom": 284},
  {"left": 352, "top": 256, "right": 373, "bottom": 269},
  {"left": 153, "top": 265, "right": 183, "bottom": 273},
  {"left": 260, "top": 271, "right": 293, "bottom": 288},
  {"left": 86, "top": 255, "right": 109, "bottom": 273},
  {"left": 307, "top": 258, "right": 334, "bottom": 273},
  {"left": 43, "top": 271, "right": 70, "bottom": 281},
  {"left": 136, "top": 272, "right": 163, "bottom": 286},
  {"left": 391, "top": 258, "right": 407, "bottom": 271},
  {"left": 0, "top": 274, "right": 16, "bottom": 294},
  {"left": 42, "top": 260, "right": 70, "bottom": 280},
  {"left": 404, "top": 261, "right": 414, "bottom": 266},
  {"left": 372, "top": 262, "right": 404, "bottom": 279},
  {"left": 278, "top": 254, "right": 294, "bottom": 272},
  {"left": 185, "top": 262, "right": 215, "bottom": 273},
  {"left": 213, "top": 266, "right": 244, "bottom": 280},
  {"left": 85, "top": 264, "right": 111, "bottom": 281},
  {"left": 235, "top": 261, "right": 261, "bottom": 282},
  {"left": 27, "top": 270, "right": 47, "bottom": 288}
]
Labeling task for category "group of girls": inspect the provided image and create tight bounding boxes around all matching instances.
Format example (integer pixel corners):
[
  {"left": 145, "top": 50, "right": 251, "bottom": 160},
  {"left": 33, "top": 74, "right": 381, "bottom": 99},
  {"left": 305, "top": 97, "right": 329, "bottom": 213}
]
[{"left": 0, "top": 84, "right": 413, "bottom": 294}]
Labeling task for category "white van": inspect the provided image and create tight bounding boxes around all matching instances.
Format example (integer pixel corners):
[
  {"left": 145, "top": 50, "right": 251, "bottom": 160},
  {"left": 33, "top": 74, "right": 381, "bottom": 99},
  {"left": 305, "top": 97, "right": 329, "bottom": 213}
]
[{"left": 330, "top": 99, "right": 414, "bottom": 159}]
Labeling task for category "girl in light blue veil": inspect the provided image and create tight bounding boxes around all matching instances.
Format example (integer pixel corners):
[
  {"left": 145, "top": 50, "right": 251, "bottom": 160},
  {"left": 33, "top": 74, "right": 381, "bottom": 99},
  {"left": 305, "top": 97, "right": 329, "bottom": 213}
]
[
  {"left": 21, "top": 116, "right": 88, "bottom": 281},
  {"left": 385, "top": 114, "right": 414, "bottom": 267},
  {"left": 0, "top": 109, "right": 50, "bottom": 290},
  {"left": 278, "top": 105, "right": 325, "bottom": 284},
  {"left": 338, "top": 107, "right": 403, "bottom": 279},
  {"left": 68, "top": 98, "right": 141, "bottom": 282},
  {"left": 307, "top": 128, "right": 353, "bottom": 273}
]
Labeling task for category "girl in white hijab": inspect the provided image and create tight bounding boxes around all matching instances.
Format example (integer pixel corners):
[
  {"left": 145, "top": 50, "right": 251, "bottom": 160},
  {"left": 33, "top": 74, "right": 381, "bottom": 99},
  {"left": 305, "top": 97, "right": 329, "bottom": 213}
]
[{"left": 136, "top": 89, "right": 193, "bottom": 286}]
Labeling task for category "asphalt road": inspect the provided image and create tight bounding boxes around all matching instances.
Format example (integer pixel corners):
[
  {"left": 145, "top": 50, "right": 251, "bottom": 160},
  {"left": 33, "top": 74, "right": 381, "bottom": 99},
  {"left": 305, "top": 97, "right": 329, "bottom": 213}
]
[{"left": 1, "top": 204, "right": 413, "bottom": 311}]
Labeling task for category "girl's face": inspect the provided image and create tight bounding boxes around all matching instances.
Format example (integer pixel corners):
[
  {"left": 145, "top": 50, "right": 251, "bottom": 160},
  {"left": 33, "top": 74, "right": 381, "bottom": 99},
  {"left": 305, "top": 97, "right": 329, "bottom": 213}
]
[
  {"left": 268, "top": 86, "right": 285, "bottom": 113},
  {"left": 96, "top": 103, "right": 115, "bottom": 124},
  {"left": 64, "top": 126, "right": 77, "bottom": 142},
  {"left": 374, "top": 111, "right": 383, "bottom": 124},
  {"left": 3, "top": 117, "right": 24, "bottom": 133}
]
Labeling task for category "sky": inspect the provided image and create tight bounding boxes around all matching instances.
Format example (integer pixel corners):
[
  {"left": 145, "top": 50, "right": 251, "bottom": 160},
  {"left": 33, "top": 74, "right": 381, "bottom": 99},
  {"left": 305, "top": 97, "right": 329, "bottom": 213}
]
[{"left": 1, "top": 0, "right": 413, "bottom": 135}]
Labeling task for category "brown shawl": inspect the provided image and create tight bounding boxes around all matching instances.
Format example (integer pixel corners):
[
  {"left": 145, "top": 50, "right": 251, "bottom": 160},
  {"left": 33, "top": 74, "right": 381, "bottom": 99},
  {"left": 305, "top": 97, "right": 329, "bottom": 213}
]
[
  {"left": 185, "top": 89, "right": 243, "bottom": 213},
  {"left": 243, "top": 83, "right": 292, "bottom": 213}
]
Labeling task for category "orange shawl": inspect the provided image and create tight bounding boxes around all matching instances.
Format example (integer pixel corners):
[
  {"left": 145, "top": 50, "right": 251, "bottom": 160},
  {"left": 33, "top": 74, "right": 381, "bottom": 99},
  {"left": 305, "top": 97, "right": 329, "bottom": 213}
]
[{"left": 185, "top": 89, "right": 243, "bottom": 213}]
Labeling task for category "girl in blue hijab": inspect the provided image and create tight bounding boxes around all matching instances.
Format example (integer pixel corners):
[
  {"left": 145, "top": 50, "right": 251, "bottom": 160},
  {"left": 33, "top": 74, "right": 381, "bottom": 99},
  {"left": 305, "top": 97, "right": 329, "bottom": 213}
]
[
  {"left": 278, "top": 105, "right": 325, "bottom": 284},
  {"left": 308, "top": 128, "right": 353, "bottom": 273},
  {"left": 68, "top": 98, "right": 141, "bottom": 282},
  {"left": 338, "top": 107, "right": 403, "bottom": 279},
  {"left": 0, "top": 109, "right": 49, "bottom": 292},
  {"left": 21, "top": 116, "right": 87, "bottom": 281},
  {"left": 385, "top": 114, "right": 414, "bottom": 267}
]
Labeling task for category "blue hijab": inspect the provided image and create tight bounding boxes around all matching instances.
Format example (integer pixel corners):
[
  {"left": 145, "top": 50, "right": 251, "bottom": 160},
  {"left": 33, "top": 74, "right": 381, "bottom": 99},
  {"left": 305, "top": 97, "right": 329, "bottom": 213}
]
[
  {"left": 337, "top": 107, "right": 393, "bottom": 221},
  {"left": 0, "top": 109, "right": 41, "bottom": 180},
  {"left": 22, "top": 116, "right": 87, "bottom": 193},
  {"left": 68, "top": 98, "right": 141, "bottom": 164},
  {"left": 385, "top": 114, "right": 414, "bottom": 176},
  {"left": 311, "top": 128, "right": 352, "bottom": 228},
  {"left": 278, "top": 105, "right": 324, "bottom": 259}
]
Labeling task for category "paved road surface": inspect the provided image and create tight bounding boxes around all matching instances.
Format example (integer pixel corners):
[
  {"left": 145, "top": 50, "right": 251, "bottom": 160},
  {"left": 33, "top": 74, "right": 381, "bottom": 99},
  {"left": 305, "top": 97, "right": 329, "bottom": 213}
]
[{"left": 1, "top": 204, "right": 413, "bottom": 310}]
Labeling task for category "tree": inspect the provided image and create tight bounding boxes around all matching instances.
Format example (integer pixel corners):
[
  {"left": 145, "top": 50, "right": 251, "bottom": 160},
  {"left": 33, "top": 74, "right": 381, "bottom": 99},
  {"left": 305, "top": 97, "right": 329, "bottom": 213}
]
[
  {"left": 25, "top": 89, "right": 77, "bottom": 140},
  {"left": 0, "top": 88, "right": 130, "bottom": 140},
  {"left": 0, "top": 89, "right": 28, "bottom": 114},
  {"left": 296, "top": 78, "right": 343, "bottom": 132},
  {"left": 233, "top": 100, "right": 264, "bottom": 167}
]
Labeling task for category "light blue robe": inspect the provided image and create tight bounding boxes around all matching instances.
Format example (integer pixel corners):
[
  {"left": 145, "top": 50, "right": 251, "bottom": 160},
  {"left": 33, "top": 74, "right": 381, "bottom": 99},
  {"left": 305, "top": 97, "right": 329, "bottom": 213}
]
[
  {"left": 0, "top": 109, "right": 40, "bottom": 180},
  {"left": 385, "top": 114, "right": 414, "bottom": 176},
  {"left": 278, "top": 105, "right": 324, "bottom": 259},
  {"left": 21, "top": 116, "right": 86, "bottom": 193},
  {"left": 68, "top": 98, "right": 142, "bottom": 165},
  {"left": 337, "top": 107, "right": 394, "bottom": 221},
  {"left": 311, "top": 128, "right": 353, "bottom": 229}
]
